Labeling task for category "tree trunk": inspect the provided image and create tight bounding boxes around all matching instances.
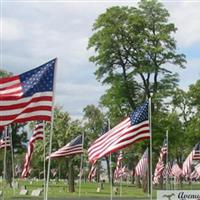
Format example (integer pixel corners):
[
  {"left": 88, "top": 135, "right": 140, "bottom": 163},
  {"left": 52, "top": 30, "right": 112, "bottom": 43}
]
[
  {"left": 142, "top": 175, "right": 148, "bottom": 193},
  {"left": 97, "top": 163, "right": 100, "bottom": 183},
  {"left": 131, "top": 174, "right": 135, "bottom": 184},
  {"left": 136, "top": 175, "right": 141, "bottom": 188},
  {"left": 160, "top": 175, "right": 164, "bottom": 189},
  {"left": 68, "top": 158, "right": 75, "bottom": 193},
  {"left": 105, "top": 156, "right": 110, "bottom": 183},
  {"left": 6, "top": 150, "right": 12, "bottom": 187}
]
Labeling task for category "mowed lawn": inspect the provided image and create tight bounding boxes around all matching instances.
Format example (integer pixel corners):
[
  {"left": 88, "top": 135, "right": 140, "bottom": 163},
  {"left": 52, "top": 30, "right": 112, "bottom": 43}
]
[{"left": 1, "top": 180, "right": 200, "bottom": 200}]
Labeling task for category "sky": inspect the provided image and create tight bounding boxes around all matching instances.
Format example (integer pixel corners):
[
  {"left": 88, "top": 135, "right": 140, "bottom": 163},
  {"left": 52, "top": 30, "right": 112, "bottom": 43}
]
[{"left": 1, "top": 0, "right": 200, "bottom": 119}]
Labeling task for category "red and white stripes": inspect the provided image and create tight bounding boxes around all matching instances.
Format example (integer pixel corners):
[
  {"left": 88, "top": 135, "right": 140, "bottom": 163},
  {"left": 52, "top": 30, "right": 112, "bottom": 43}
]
[
  {"left": 21, "top": 123, "right": 44, "bottom": 178},
  {"left": 135, "top": 148, "right": 148, "bottom": 177},
  {"left": 114, "top": 151, "right": 123, "bottom": 179},
  {"left": 88, "top": 163, "right": 97, "bottom": 182},
  {"left": 153, "top": 142, "right": 167, "bottom": 184}
]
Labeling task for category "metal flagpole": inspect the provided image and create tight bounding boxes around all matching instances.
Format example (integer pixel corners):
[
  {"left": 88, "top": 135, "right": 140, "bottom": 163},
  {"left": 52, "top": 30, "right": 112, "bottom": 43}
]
[
  {"left": 79, "top": 154, "right": 83, "bottom": 197},
  {"left": 45, "top": 58, "right": 57, "bottom": 200},
  {"left": 166, "top": 130, "right": 169, "bottom": 190},
  {"left": 43, "top": 121, "right": 46, "bottom": 200},
  {"left": 108, "top": 119, "right": 113, "bottom": 200},
  {"left": 147, "top": 147, "right": 149, "bottom": 197},
  {"left": 3, "top": 127, "right": 7, "bottom": 200},
  {"left": 120, "top": 175, "right": 122, "bottom": 197},
  {"left": 109, "top": 154, "right": 113, "bottom": 200},
  {"left": 9, "top": 125, "right": 16, "bottom": 196},
  {"left": 148, "top": 97, "right": 153, "bottom": 200},
  {"left": 78, "top": 133, "right": 84, "bottom": 197},
  {"left": 120, "top": 155, "right": 122, "bottom": 197}
]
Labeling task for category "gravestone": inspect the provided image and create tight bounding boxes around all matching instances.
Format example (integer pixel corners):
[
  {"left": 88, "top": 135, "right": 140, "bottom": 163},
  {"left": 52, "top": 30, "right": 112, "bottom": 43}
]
[
  {"left": 19, "top": 189, "right": 28, "bottom": 195},
  {"left": 113, "top": 187, "right": 119, "bottom": 195},
  {"left": 0, "top": 191, "right": 2, "bottom": 196},
  {"left": 12, "top": 181, "right": 19, "bottom": 189},
  {"left": 31, "top": 188, "right": 43, "bottom": 197},
  {"left": 96, "top": 187, "right": 101, "bottom": 193}
]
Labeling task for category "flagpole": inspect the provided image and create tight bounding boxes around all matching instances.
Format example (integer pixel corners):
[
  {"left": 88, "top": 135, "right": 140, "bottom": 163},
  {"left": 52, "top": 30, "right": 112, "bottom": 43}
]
[
  {"left": 43, "top": 121, "right": 46, "bottom": 200},
  {"left": 148, "top": 97, "right": 153, "bottom": 200},
  {"left": 120, "top": 173, "right": 122, "bottom": 197},
  {"left": 3, "top": 127, "right": 7, "bottom": 200},
  {"left": 166, "top": 130, "right": 169, "bottom": 190},
  {"left": 108, "top": 119, "right": 113, "bottom": 200},
  {"left": 79, "top": 133, "right": 84, "bottom": 197},
  {"left": 45, "top": 58, "right": 57, "bottom": 200},
  {"left": 120, "top": 155, "right": 122, "bottom": 197},
  {"left": 3, "top": 126, "right": 8, "bottom": 200},
  {"left": 147, "top": 147, "right": 149, "bottom": 197},
  {"left": 120, "top": 175, "right": 122, "bottom": 197},
  {"left": 9, "top": 125, "right": 16, "bottom": 196},
  {"left": 109, "top": 153, "right": 113, "bottom": 200}
]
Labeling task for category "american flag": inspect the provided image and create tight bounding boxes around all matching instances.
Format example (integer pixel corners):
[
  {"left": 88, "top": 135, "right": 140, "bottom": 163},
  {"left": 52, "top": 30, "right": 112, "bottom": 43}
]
[
  {"left": 0, "top": 59, "right": 56, "bottom": 130},
  {"left": 182, "top": 142, "right": 200, "bottom": 177},
  {"left": 114, "top": 151, "right": 123, "bottom": 179},
  {"left": 153, "top": 139, "right": 167, "bottom": 184},
  {"left": 190, "top": 169, "right": 200, "bottom": 180},
  {"left": 88, "top": 101, "right": 150, "bottom": 163},
  {"left": 78, "top": 168, "right": 84, "bottom": 178},
  {"left": 0, "top": 128, "right": 11, "bottom": 149},
  {"left": 195, "top": 163, "right": 200, "bottom": 176},
  {"left": 15, "top": 164, "right": 22, "bottom": 176},
  {"left": 51, "top": 168, "right": 58, "bottom": 177},
  {"left": 135, "top": 148, "right": 148, "bottom": 177},
  {"left": 48, "top": 135, "right": 83, "bottom": 159},
  {"left": 88, "top": 163, "right": 97, "bottom": 182},
  {"left": 171, "top": 162, "right": 182, "bottom": 179},
  {"left": 21, "top": 122, "right": 44, "bottom": 178},
  {"left": 118, "top": 165, "right": 129, "bottom": 178},
  {"left": 162, "top": 162, "right": 172, "bottom": 178},
  {"left": 192, "top": 142, "right": 200, "bottom": 160}
]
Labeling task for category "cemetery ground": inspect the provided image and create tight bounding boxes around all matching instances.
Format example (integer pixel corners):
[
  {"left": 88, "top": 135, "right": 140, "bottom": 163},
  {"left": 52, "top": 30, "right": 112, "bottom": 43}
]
[{"left": 1, "top": 180, "right": 200, "bottom": 200}]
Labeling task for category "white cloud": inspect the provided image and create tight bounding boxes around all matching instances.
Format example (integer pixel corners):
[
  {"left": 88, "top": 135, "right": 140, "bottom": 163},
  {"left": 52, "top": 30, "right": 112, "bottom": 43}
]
[
  {"left": 1, "top": 17, "right": 24, "bottom": 41},
  {"left": 55, "top": 82, "right": 107, "bottom": 117},
  {"left": 179, "top": 58, "right": 200, "bottom": 90},
  {"left": 165, "top": 1, "right": 200, "bottom": 47}
]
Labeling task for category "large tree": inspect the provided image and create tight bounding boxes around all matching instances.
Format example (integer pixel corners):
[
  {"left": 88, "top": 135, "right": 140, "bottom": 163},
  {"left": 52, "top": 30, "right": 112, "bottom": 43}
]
[{"left": 88, "top": 0, "right": 186, "bottom": 107}]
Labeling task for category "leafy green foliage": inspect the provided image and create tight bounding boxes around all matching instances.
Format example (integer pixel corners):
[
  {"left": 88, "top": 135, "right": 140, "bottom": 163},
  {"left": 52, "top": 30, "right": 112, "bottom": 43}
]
[{"left": 88, "top": 0, "right": 186, "bottom": 103}]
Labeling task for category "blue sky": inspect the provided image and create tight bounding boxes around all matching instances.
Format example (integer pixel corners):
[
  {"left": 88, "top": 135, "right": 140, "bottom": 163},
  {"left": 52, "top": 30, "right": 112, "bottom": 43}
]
[{"left": 1, "top": 1, "right": 200, "bottom": 119}]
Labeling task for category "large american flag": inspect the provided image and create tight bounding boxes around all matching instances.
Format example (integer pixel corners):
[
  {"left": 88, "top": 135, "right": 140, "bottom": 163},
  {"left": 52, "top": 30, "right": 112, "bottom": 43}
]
[
  {"left": 135, "top": 148, "right": 148, "bottom": 177},
  {"left": 153, "top": 139, "right": 167, "bottom": 184},
  {"left": 21, "top": 122, "right": 44, "bottom": 178},
  {"left": 182, "top": 142, "right": 200, "bottom": 177},
  {"left": 171, "top": 162, "right": 182, "bottom": 179},
  {"left": 48, "top": 135, "right": 83, "bottom": 159},
  {"left": 88, "top": 101, "right": 150, "bottom": 163},
  {"left": 114, "top": 151, "right": 123, "bottom": 179},
  {"left": 0, "top": 59, "right": 56, "bottom": 130}
]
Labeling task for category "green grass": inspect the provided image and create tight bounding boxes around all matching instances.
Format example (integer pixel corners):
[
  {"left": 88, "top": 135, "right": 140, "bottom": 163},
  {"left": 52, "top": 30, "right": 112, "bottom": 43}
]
[{"left": 1, "top": 180, "right": 200, "bottom": 200}]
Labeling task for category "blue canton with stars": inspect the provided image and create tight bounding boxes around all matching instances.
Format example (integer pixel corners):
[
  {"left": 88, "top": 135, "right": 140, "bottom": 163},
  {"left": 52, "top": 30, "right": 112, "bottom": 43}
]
[
  {"left": 19, "top": 59, "right": 56, "bottom": 97},
  {"left": 129, "top": 101, "right": 148, "bottom": 125},
  {"left": 69, "top": 135, "right": 83, "bottom": 146}
]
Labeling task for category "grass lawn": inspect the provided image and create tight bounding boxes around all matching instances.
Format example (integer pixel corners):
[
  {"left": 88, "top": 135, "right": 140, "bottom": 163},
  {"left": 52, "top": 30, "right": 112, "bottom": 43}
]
[{"left": 1, "top": 180, "right": 200, "bottom": 200}]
